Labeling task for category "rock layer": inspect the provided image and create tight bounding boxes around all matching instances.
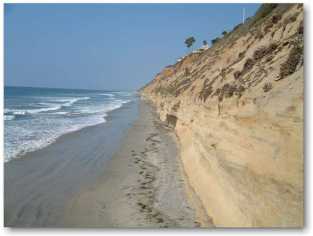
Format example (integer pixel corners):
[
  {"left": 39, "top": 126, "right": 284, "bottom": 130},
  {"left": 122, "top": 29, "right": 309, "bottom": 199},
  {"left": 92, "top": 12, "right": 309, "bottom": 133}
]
[{"left": 140, "top": 4, "right": 304, "bottom": 227}]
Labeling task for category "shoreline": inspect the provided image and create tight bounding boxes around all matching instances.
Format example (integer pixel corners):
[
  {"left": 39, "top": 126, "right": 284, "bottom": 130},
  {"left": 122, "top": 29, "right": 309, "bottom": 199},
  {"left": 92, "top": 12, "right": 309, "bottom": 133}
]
[
  {"left": 4, "top": 98, "right": 208, "bottom": 227},
  {"left": 4, "top": 99, "right": 139, "bottom": 227},
  {"left": 5, "top": 98, "right": 135, "bottom": 163}
]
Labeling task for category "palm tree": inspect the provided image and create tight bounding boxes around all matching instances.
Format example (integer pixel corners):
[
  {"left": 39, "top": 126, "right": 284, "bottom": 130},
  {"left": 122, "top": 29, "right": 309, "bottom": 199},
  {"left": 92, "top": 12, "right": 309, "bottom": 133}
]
[{"left": 184, "top": 36, "right": 196, "bottom": 51}]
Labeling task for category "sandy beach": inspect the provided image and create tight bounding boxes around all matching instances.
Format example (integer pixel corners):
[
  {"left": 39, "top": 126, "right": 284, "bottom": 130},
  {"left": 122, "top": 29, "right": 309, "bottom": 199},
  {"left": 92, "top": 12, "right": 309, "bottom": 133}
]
[
  {"left": 63, "top": 100, "right": 212, "bottom": 227},
  {"left": 5, "top": 99, "right": 209, "bottom": 227}
]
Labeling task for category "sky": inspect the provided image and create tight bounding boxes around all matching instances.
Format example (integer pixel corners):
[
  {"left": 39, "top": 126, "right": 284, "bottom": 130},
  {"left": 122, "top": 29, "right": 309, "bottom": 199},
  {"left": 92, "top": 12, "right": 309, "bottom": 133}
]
[{"left": 5, "top": 3, "right": 260, "bottom": 91}]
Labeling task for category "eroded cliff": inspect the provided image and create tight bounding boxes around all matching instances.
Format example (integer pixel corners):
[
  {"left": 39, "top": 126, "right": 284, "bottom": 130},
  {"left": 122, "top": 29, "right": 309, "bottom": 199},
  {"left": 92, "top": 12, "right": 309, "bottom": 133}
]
[{"left": 140, "top": 4, "right": 304, "bottom": 227}]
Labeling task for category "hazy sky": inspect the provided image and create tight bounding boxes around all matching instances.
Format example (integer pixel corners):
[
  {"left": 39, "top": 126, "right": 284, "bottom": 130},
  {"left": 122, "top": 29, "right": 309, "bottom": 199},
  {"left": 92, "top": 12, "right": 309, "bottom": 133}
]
[{"left": 5, "top": 3, "right": 260, "bottom": 91}]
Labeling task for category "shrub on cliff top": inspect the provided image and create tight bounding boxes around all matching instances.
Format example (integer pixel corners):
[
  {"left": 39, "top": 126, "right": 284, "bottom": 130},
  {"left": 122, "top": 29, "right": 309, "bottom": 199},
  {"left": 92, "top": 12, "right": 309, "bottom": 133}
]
[
  {"left": 252, "top": 4, "right": 278, "bottom": 25},
  {"left": 233, "top": 23, "right": 243, "bottom": 32},
  {"left": 211, "top": 37, "right": 220, "bottom": 45}
]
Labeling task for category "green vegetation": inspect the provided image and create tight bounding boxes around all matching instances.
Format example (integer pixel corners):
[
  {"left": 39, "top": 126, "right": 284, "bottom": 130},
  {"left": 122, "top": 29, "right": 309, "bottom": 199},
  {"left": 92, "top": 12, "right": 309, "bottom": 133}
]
[
  {"left": 184, "top": 36, "right": 196, "bottom": 49},
  {"left": 211, "top": 37, "right": 220, "bottom": 45},
  {"left": 216, "top": 84, "right": 245, "bottom": 101},
  {"left": 251, "top": 4, "right": 278, "bottom": 26},
  {"left": 253, "top": 43, "right": 278, "bottom": 61},
  {"left": 233, "top": 23, "right": 243, "bottom": 32},
  {"left": 279, "top": 44, "right": 303, "bottom": 79}
]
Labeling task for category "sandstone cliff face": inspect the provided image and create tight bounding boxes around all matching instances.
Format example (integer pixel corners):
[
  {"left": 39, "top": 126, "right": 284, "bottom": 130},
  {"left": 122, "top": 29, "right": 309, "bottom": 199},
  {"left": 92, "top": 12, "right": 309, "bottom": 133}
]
[{"left": 140, "top": 4, "right": 304, "bottom": 227}]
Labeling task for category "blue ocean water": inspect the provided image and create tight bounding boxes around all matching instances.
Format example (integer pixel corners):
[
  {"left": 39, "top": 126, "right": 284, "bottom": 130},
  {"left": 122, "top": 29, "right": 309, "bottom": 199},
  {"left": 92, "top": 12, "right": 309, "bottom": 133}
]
[{"left": 4, "top": 86, "right": 136, "bottom": 162}]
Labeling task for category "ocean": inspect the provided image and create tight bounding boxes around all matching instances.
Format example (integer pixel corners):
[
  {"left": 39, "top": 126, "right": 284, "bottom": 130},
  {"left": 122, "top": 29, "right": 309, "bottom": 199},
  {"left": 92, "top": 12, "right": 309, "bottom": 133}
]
[{"left": 4, "top": 86, "right": 136, "bottom": 162}]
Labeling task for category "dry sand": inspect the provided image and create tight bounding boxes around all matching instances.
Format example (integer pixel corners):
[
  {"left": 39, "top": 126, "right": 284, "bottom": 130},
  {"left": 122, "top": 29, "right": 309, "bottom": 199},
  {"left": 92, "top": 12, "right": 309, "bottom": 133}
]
[{"left": 63, "top": 100, "right": 212, "bottom": 227}]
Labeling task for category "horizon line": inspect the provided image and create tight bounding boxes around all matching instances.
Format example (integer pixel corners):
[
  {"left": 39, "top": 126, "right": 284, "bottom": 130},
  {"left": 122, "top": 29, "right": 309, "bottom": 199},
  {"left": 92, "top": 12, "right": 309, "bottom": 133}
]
[{"left": 4, "top": 85, "right": 136, "bottom": 92}]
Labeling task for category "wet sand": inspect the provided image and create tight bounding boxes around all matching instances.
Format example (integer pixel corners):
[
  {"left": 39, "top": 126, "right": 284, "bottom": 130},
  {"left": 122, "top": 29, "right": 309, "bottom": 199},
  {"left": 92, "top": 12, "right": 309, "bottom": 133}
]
[
  {"left": 4, "top": 100, "right": 139, "bottom": 227},
  {"left": 5, "top": 99, "right": 209, "bottom": 227}
]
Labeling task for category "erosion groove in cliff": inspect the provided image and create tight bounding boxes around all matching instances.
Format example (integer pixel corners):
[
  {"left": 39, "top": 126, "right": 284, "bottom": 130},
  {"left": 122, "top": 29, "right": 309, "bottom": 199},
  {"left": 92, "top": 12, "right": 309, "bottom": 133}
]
[{"left": 141, "top": 3, "right": 303, "bottom": 227}]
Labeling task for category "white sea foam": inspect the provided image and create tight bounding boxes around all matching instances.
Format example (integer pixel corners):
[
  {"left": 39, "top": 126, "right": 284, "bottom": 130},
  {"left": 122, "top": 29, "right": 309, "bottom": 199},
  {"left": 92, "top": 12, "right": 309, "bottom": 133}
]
[
  {"left": 100, "top": 93, "right": 114, "bottom": 97},
  {"left": 5, "top": 106, "right": 61, "bottom": 115},
  {"left": 5, "top": 96, "right": 91, "bottom": 116},
  {"left": 77, "top": 99, "right": 130, "bottom": 115},
  {"left": 51, "top": 111, "right": 69, "bottom": 115},
  {"left": 4, "top": 115, "right": 105, "bottom": 162},
  {"left": 60, "top": 97, "right": 90, "bottom": 107},
  {"left": 4, "top": 115, "right": 15, "bottom": 121},
  {"left": 10, "top": 110, "right": 27, "bottom": 115},
  {"left": 121, "top": 99, "right": 131, "bottom": 104},
  {"left": 4, "top": 94, "right": 134, "bottom": 162},
  {"left": 28, "top": 105, "right": 63, "bottom": 114},
  {"left": 111, "top": 91, "right": 134, "bottom": 96}
]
